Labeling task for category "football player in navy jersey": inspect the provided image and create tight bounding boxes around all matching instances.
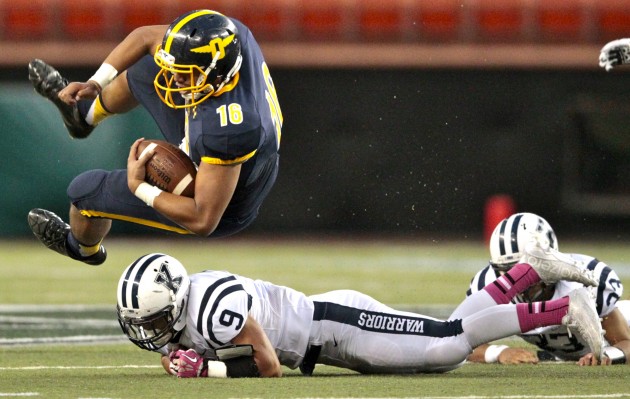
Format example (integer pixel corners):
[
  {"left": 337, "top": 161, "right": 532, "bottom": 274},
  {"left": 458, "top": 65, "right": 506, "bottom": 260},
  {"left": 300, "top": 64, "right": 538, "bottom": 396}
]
[
  {"left": 26, "top": 10, "right": 282, "bottom": 266},
  {"left": 465, "top": 213, "right": 630, "bottom": 366},
  {"left": 116, "top": 241, "right": 604, "bottom": 378}
]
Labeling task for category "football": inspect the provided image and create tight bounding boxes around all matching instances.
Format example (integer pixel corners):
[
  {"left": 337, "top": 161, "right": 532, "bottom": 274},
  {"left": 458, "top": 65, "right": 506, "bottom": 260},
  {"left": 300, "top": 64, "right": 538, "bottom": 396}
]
[{"left": 136, "top": 140, "right": 197, "bottom": 197}]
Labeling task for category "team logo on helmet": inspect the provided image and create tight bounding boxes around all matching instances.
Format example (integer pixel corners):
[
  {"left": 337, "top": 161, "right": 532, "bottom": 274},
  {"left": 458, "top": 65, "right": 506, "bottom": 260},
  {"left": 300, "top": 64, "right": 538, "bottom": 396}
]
[
  {"left": 190, "top": 34, "right": 235, "bottom": 59},
  {"left": 154, "top": 262, "right": 183, "bottom": 294}
]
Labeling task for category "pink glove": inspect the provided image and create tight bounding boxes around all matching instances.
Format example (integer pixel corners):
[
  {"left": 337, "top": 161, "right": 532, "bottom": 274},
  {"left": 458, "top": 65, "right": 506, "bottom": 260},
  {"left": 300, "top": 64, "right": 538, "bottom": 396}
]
[{"left": 169, "top": 349, "right": 208, "bottom": 378}]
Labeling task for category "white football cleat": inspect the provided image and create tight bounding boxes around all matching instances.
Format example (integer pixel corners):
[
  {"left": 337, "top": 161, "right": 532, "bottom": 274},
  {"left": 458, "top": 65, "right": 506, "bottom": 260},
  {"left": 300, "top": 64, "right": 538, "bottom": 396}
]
[
  {"left": 563, "top": 288, "right": 604, "bottom": 362},
  {"left": 520, "top": 235, "right": 597, "bottom": 287}
]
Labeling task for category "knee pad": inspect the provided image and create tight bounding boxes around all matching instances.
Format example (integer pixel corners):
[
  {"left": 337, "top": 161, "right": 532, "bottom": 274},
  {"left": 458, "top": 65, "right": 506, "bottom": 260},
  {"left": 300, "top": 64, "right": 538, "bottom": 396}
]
[{"left": 67, "top": 169, "right": 108, "bottom": 202}]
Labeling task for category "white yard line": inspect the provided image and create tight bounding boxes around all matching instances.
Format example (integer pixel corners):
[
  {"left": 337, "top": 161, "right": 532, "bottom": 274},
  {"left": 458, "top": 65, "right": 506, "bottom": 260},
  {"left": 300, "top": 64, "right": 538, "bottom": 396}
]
[
  {"left": 0, "top": 365, "right": 160, "bottom": 371},
  {"left": 0, "top": 335, "right": 127, "bottom": 346}
]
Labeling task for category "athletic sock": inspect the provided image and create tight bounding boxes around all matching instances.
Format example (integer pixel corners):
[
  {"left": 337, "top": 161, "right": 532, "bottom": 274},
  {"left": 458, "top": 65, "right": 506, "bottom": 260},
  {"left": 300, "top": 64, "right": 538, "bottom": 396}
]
[
  {"left": 67, "top": 232, "right": 101, "bottom": 258},
  {"left": 516, "top": 296, "right": 570, "bottom": 332},
  {"left": 83, "top": 95, "right": 113, "bottom": 126},
  {"left": 483, "top": 263, "right": 541, "bottom": 305}
]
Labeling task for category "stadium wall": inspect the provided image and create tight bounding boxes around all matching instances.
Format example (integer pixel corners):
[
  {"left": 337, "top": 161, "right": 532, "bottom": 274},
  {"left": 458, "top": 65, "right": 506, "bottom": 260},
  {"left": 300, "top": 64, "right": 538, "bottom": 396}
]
[{"left": 2, "top": 67, "right": 630, "bottom": 239}]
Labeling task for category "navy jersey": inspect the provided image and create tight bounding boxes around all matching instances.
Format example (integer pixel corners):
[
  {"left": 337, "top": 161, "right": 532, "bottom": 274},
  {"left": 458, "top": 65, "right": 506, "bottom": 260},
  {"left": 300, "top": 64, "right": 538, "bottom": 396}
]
[
  {"left": 97, "top": 18, "right": 283, "bottom": 236},
  {"left": 184, "top": 19, "right": 282, "bottom": 226}
]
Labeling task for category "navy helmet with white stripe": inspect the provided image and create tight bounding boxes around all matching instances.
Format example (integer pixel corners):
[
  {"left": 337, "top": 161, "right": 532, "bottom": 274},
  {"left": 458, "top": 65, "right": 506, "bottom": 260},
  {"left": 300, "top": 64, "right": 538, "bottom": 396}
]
[
  {"left": 117, "top": 253, "right": 190, "bottom": 351},
  {"left": 489, "top": 213, "right": 558, "bottom": 271}
]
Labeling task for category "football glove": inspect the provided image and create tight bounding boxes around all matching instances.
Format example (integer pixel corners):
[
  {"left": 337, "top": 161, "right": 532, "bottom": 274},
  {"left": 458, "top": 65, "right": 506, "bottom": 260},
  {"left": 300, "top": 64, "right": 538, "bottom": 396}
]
[
  {"left": 599, "top": 39, "right": 630, "bottom": 71},
  {"left": 169, "top": 349, "right": 208, "bottom": 378}
]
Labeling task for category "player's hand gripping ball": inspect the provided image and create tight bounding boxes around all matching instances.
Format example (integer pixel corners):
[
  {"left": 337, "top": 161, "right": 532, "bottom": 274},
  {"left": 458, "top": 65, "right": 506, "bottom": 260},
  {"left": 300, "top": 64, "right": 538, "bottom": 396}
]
[{"left": 136, "top": 140, "right": 197, "bottom": 197}]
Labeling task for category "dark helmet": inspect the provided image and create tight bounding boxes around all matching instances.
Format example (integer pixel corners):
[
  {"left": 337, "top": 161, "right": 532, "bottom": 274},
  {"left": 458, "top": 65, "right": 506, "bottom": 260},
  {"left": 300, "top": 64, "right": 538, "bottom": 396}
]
[{"left": 153, "top": 10, "right": 243, "bottom": 108}]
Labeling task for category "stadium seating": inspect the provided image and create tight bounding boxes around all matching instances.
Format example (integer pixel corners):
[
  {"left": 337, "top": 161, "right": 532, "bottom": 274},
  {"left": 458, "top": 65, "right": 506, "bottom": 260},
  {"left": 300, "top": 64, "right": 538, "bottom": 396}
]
[
  {"left": 1, "top": 0, "right": 50, "bottom": 40},
  {"left": 595, "top": 0, "right": 630, "bottom": 42},
  {"left": 0, "top": 0, "right": 627, "bottom": 44}
]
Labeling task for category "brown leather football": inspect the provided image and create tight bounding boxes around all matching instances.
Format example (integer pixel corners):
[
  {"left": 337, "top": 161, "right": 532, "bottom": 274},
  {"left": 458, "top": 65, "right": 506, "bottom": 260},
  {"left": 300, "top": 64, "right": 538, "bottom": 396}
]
[{"left": 136, "top": 140, "right": 197, "bottom": 197}]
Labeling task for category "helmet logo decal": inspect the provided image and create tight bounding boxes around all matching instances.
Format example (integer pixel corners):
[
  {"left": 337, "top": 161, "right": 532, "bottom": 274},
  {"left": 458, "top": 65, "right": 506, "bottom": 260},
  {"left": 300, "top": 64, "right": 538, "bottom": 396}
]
[
  {"left": 154, "top": 262, "right": 183, "bottom": 294},
  {"left": 190, "top": 34, "right": 235, "bottom": 59}
]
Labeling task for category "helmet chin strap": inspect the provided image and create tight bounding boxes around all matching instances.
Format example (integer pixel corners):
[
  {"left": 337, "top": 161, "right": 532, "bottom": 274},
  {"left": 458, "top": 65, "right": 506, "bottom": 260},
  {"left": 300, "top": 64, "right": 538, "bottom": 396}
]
[
  {"left": 178, "top": 51, "right": 243, "bottom": 104},
  {"left": 196, "top": 51, "right": 223, "bottom": 99},
  {"left": 215, "top": 54, "right": 243, "bottom": 93}
]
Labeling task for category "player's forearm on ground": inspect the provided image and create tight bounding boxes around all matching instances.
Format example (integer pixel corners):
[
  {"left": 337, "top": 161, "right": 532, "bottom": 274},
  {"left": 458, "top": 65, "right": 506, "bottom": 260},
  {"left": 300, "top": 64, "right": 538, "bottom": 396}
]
[
  {"left": 602, "top": 308, "right": 630, "bottom": 363},
  {"left": 232, "top": 316, "right": 283, "bottom": 377},
  {"left": 161, "top": 355, "right": 174, "bottom": 375},
  {"left": 609, "top": 342, "right": 630, "bottom": 364},
  {"left": 467, "top": 344, "right": 490, "bottom": 363},
  {"left": 102, "top": 25, "right": 168, "bottom": 72}
]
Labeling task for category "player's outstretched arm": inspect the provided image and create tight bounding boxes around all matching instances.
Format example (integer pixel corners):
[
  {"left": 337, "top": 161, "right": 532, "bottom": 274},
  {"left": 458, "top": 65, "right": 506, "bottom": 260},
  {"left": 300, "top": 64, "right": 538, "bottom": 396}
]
[
  {"left": 100, "top": 25, "right": 167, "bottom": 74},
  {"left": 59, "top": 25, "right": 167, "bottom": 103},
  {"left": 468, "top": 343, "right": 539, "bottom": 365},
  {"left": 599, "top": 38, "right": 630, "bottom": 71}
]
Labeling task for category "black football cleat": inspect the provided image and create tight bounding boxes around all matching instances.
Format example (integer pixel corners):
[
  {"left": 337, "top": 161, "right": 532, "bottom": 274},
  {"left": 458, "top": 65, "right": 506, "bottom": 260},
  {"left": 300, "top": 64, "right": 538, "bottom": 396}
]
[
  {"left": 28, "top": 59, "right": 94, "bottom": 139},
  {"left": 28, "top": 208, "right": 106, "bottom": 266}
]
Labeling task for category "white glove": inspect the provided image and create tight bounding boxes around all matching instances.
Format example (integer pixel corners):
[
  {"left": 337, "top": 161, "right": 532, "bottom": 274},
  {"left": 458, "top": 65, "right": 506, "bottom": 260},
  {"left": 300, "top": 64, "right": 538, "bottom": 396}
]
[{"left": 599, "top": 39, "right": 630, "bottom": 71}]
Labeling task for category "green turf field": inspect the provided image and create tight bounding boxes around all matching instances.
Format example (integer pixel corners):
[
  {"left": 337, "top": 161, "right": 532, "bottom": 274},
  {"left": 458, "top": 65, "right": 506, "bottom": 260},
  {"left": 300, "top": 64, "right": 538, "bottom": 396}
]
[{"left": 1, "top": 238, "right": 629, "bottom": 398}]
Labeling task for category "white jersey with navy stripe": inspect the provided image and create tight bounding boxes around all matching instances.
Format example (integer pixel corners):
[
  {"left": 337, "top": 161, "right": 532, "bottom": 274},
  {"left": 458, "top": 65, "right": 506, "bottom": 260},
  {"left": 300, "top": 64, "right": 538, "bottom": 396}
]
[
  {"left": 165, "top": 271, "right": 476, "bottom": 374},
  {"left": 467, "top": 253, "right": 624, "bottom": 360},
  {"left": 169, "top": 270, "right": 314, "bottom": 369}
]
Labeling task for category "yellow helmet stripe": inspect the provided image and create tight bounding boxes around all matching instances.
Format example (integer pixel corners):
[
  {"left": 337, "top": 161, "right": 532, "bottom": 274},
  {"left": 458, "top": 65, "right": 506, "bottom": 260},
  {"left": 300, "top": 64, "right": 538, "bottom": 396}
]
[{"left": 164, "top": 9, "right": 222, "bottom": 53}]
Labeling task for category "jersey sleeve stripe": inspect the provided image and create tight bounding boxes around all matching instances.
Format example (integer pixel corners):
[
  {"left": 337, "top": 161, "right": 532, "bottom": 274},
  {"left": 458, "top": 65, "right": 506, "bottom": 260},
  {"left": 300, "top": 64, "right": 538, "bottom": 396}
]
[
  {"left": 596, "top": 263, "right": 611, "bottom": 315},
  {"left": 201, "top": 149, "right": 257, "bottom": 166},
  {"left": 196, "top": 275, "right": 253, "bottom": 347},
  {"left": 197, "top": 275, "right": 237, "bottom": 331},
  {"left": 204, "top": 284, "right": 248, "bottom": 346}
]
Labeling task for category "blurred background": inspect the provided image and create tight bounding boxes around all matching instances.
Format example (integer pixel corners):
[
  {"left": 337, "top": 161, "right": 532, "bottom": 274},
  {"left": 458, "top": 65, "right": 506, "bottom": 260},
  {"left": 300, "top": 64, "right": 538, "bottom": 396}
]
[{"left": 2, "top": 0, "right": 630, "bottom": 242}]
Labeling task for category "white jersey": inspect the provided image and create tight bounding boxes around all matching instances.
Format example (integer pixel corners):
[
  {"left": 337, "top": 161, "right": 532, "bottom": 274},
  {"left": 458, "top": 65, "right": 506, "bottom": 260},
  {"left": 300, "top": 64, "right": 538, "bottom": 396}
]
[
  {"left": 168, "top": 270, "right": 314, "bottom": 369},
  {"left": 468, "top": 253, "right": 624, "bottom": 360},
  {"left": 163, "top": 270, "right": 488, "bottom": 374}
]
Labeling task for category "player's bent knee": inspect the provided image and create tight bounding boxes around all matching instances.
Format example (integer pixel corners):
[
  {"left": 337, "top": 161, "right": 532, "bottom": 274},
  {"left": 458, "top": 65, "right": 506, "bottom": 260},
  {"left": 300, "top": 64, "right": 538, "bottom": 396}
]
[
  {"left": 424, "top": 343, "right": 469, "bottom": 370},
  {"left": 67, "top": 169, "right": 109, "bottom": 201}
]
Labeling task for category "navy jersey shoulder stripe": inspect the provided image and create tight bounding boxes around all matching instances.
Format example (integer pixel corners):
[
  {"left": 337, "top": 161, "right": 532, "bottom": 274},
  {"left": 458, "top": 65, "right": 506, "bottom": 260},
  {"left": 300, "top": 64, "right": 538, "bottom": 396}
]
[
  {"left": 588, "top": 258, "right": 611, "bottom": 315},
  {"left": 204, "top": 284, "right": 248, "bottom": 346},
  {"left": 196, "top": 275, "right": 251, "bottom": 346},
  {"left": 197, "top": 275, "right": 237, "bottom": 334}
]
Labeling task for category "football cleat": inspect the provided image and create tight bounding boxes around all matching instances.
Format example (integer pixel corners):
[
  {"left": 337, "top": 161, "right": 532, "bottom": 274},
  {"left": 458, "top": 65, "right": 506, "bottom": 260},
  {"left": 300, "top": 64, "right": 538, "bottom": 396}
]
[
  {"left": 27, "top": 208, "right": 106, "bottom": 266},
  {"left": 28, "top": 59, "right": 94, "bottom": 139},
  {"left": 562, "top": 288, "right": 604, "bottom": 361},
  {"left": 520, "top": 235, "right": 597, "bottom": 287}
]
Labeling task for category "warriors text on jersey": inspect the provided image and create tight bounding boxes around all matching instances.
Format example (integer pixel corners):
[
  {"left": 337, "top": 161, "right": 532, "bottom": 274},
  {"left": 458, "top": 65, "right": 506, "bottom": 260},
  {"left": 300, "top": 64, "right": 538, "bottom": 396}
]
[{"left": 163, "top": 270, "right": 477, "bottom": 374}]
